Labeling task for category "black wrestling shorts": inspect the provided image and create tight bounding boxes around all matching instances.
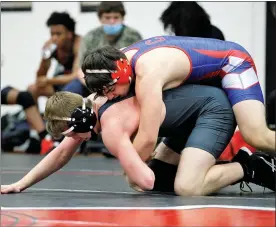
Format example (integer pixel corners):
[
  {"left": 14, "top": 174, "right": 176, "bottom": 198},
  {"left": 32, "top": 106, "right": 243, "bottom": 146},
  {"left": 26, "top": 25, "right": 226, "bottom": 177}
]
[{"left": 160, "top": 84, "right": 237, "bottom": 159}]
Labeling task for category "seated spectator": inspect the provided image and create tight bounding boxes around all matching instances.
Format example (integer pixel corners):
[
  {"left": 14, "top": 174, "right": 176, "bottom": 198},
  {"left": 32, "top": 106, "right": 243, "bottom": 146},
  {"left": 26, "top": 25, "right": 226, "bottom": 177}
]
[
  {"left": 64, "top": 1, "right": 143, "bottom": 97},
  {"left": 28, "top": 12, "right": 81, "bottom": 102}
]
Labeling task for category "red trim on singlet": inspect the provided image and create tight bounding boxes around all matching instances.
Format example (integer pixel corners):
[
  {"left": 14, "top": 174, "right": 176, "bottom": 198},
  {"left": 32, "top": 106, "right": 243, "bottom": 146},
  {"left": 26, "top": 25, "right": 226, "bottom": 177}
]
[
  {"left": 201, "top": 69, "right": 227, "bottom": 80},
  {"left": 122, "top": 48, "right": 139, "bottom": 61}
]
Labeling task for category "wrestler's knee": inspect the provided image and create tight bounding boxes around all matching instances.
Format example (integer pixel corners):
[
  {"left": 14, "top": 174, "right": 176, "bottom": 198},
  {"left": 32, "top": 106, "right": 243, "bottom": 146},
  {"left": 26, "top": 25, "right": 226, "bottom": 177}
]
[{"left": 174, "top": 178, "right": 203, "bottom": 196}]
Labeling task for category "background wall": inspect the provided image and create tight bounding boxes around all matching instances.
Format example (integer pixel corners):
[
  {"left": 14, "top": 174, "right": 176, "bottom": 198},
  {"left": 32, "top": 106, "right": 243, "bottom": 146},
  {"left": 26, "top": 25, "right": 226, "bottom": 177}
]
[{"left": 1, "top": 2, "right": 266, "bottom": 114}]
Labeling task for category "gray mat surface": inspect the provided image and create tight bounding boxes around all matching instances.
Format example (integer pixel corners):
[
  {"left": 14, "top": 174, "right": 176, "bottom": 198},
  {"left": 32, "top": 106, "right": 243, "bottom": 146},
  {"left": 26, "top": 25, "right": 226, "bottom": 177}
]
[{"left": 1, "top": 153, "right": 275, "bottom": 208}]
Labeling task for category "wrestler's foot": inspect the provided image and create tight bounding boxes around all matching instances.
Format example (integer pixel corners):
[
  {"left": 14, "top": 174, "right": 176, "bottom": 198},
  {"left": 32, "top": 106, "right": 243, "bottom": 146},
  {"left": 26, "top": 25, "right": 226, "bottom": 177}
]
[
  {"left": 232, "top": 147, "right": 252, "bottom": 165},
  {"left": 231, "top": 147, "right": 253, "bottom": 191},
  {"left": 247, "top": 151, "right": 276, "bottom": 191},
  {"left": 233, "top": 148, "right": 276, "bottom": 192}
]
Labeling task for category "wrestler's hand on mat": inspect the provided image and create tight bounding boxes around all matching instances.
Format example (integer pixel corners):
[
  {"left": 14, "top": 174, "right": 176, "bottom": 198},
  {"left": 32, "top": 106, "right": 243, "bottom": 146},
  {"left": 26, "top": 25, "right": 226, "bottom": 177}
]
[
  {"left": 1, "top": 183, "right": 21, "bottom": 194},
  {"left": 124, "top": 172, "right": 144, "bottom": 192}
]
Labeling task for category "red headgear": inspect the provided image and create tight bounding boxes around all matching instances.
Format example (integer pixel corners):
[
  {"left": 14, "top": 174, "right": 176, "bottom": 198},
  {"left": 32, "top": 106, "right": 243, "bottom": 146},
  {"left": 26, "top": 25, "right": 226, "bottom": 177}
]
[
  {"left": 111, "top": 59, "right": 132, "bottom": 84},
  {"left": 85, "top": 58, "right": 132, "bottom": 85}
]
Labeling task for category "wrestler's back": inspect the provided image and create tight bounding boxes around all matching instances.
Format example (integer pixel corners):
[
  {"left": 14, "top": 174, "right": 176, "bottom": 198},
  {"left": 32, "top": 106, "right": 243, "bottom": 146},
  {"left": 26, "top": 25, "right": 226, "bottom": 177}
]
[
  {"left": 98, "top": 91, "right": 166, "bottom": 137},
  {"left": 123, "top": 36, "right": 248, "bottom": 86}
]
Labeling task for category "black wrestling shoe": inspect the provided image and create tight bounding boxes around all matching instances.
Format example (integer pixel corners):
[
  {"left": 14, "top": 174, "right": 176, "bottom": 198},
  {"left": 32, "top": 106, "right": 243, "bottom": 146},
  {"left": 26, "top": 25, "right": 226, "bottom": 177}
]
[
  {"left": 232, "top": 147, "right": 253, "bottom": 180},
  {"left": 232, "top": 148, "right": 276, "bottom": 192},
  {"left": 232, "top": 147, "right": 252, "bottom": 163},
  {"left": 247, "top": 151, "right": 276, "bottom": 191},
  {"left": 231, "top": 147, "right": 253, "bottom": 192}
]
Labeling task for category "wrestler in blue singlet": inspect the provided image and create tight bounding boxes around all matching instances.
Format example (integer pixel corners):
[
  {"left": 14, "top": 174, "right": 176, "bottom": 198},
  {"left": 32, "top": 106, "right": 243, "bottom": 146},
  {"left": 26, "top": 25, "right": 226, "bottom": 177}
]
[{"left": 122, "top": 36, "right": 264, "bottom": 106}]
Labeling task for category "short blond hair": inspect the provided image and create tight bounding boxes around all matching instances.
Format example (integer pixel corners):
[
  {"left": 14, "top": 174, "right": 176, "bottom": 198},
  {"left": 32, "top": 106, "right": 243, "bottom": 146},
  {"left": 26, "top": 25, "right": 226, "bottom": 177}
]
[{"left": 44, "top": 91, "right": 92, "bottom": 139}]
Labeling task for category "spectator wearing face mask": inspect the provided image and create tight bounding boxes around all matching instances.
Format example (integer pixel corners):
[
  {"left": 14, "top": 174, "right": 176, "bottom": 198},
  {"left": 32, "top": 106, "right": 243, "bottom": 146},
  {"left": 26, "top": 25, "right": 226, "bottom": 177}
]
[
  {"left": 62, "top": 1, "right": 143, "bottom": 97},
  {"left": 80, "top": 1, "right": 142, "bottom": 61}
]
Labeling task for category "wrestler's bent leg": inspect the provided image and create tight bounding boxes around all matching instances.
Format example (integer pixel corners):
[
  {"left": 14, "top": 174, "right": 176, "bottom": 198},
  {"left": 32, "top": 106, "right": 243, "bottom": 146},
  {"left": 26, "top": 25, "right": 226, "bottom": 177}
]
[
  {"left": 174, "top": 147, "right": 244, "bottom": 196},
  {"left": 173, "top": 93, "right": 239, "bottom": 196},
  {"left": 233, "top": 100, "right": 275, "bottom": 151},
  {"left": 222, "top": 53, "right": 275, "bottom": 151}
]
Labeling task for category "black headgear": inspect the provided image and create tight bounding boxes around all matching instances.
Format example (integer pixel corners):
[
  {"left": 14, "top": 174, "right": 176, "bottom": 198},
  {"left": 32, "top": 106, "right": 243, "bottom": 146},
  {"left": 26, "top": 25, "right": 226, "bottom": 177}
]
[{"left": 60, "top": 98, "right": 97, "bottom": 140}]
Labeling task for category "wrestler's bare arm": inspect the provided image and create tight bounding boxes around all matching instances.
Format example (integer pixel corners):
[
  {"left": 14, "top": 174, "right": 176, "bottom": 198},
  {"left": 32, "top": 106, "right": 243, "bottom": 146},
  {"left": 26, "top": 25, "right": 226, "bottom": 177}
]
[
  {"left": 2, "top": 137, "right": 82, "bottom": 193},
  {"left": 133, "top": 76, "right": 164, "bottom": 162},
  {"left": 101, "top": 112, "right": 155, "bottom": 190}
]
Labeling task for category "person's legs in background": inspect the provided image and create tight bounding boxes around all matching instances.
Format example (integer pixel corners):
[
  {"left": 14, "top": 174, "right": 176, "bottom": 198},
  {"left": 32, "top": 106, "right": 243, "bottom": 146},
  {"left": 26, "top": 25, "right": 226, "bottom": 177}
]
[
  {"left": 1, "top": 86, "right": 54, "bottom": 154},
  {"left": 27, "top": 82, "right": 55, "bottom": 104}
]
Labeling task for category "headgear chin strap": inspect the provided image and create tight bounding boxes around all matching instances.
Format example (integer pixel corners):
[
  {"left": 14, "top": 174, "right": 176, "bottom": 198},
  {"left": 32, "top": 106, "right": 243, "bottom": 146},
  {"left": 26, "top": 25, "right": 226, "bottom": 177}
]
[
  {"left": 59, "top": 98, "right": 97, "bottom": 137},
  {"left": 85, "top": 58, "right": 132, "bottom": 85}
]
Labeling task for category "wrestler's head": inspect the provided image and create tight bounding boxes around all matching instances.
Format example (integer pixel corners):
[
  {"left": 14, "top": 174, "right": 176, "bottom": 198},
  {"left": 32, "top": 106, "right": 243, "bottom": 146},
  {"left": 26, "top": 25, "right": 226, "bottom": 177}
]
[
  {"left": 44, "top": 92, "right": 99, "bottom": 141},
  {"left": 46, "top": 12, "right": 76, "bottom": 48},
  {"left": 82, "top": 45, "right": 133, "bottom": 100}
]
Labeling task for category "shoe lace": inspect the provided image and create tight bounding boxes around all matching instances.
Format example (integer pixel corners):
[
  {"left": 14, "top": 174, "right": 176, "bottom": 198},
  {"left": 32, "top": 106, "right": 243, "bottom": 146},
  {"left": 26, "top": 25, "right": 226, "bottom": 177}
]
[{"left": 239, "top": 181, "right": 253, "bottom": 193}]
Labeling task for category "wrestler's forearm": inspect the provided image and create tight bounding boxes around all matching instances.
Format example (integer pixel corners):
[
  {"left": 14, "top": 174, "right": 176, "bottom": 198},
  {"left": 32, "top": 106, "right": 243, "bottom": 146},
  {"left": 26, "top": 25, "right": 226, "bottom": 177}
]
[
  {"left": 133, "top": 137, "right": 157, "bottom": 162},
  {"left": 16, "top": 138, "right": 80, "bottom": 191},
  {"left": 134, "top": 82, "right": 163, "bottom": 161},
  {"left": 102, "top": 131, "right": 155, "bottom": 190},
  {"left": 117, "top": 147, "right": 155, "bottom": 190}
]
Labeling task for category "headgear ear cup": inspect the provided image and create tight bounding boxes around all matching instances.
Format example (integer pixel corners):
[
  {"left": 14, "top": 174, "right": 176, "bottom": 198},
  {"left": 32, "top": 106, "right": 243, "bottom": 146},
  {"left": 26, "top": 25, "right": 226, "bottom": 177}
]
[
  {"left": 111, "top": 58, "right": 132, "bottom": 84},
  {"left": 60, "top": 98, "right": 97, "bottom": 136}
]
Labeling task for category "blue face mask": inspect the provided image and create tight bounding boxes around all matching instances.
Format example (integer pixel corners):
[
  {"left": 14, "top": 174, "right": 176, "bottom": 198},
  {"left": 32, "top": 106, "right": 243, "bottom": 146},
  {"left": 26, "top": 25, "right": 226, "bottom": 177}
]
[{"left": 103, "top": 24, "right": 123, "bottom": 36}]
